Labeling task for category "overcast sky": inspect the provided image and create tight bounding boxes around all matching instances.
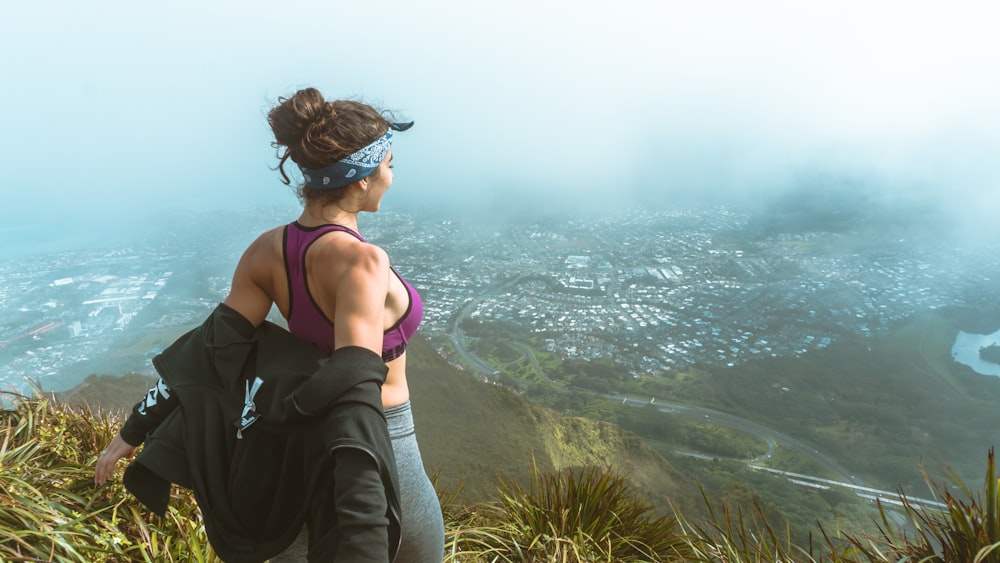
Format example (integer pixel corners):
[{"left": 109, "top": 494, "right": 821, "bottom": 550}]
[{"left": 2, "top": 0, "right": 998, "bottom": 250}]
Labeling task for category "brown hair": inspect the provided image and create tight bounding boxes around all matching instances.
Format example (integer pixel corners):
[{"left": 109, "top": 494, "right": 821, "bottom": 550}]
[{"left": 268, "top": 87, "right": 389, "bottom": 203}]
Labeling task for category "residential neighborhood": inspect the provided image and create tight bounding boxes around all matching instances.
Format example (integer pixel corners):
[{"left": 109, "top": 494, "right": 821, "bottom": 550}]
[{"left": 2, "top": 205, "right": 998, "bottom": 392}]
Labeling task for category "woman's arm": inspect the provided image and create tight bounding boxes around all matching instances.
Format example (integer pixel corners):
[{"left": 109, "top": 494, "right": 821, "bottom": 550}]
[
  {"left": 223, "top": 233, "right": 277, "bottom": 327},
  {"left": 332, "top": 243, "right": 391, "bottom": 355},
  {"left": 326, "top": 243, "right": 393, "bottom": 561}
]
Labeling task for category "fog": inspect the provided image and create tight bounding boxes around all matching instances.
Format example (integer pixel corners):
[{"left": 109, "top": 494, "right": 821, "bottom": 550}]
[{"left": 1, "top": 0, "right": 998, "bottom": 253}]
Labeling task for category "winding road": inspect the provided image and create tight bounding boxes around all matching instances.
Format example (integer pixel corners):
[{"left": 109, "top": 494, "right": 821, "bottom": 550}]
[
  {"left": 446, "top": 295, "right": 933, "bottom": 525},
  {"left": 607, "top": 394, "right": 857, "bottom": 483},
  {"left": 449, "top": 303, "right": 859, "bottom": 484}
]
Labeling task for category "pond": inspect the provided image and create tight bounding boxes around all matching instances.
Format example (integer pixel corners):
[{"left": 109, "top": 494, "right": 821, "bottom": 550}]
[{"left": 951, "top": 329, "right": 1000, "bottom": 377}]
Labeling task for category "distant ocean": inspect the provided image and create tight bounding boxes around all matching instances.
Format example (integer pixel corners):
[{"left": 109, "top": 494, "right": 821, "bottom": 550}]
[{"left": 951, "top": 329, "right": 1000, "bottom": 377}]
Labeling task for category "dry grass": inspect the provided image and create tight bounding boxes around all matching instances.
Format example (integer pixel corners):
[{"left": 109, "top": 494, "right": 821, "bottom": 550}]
[
  {"left": 4, "top": 391, "right": 1000, "bottom": 562},
  {"left": 0, "top": 390, "right": 219, "bottom": 562}
]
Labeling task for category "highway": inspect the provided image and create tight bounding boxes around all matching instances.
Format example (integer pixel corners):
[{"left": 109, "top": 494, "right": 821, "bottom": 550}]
[
  {"left": 450, "top": 299, "right": 507, "bottom": 378},
  {"left": 608, "top": 393, "right": 856, "bottom": 483},
  {"left": 446, "top": 294, "right": 940, "bottom": 520},
  {"left": 449, "top": 303, "right": 858, "bottom": 485}
]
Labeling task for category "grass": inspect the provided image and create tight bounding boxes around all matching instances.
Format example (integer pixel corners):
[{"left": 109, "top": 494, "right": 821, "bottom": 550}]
[
  {"left": 4, "top": 390, "right": 1000, "bottom": 562},
  {"left": 444, "top": 458, "right": 690, "bottom": 561},
  {"left": 0, "top": 390, "right": 220, "bottom": 562}
]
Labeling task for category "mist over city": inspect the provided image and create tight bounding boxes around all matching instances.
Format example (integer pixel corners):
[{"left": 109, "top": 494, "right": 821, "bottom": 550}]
[{"left": 2, "top": 1, "right": 999, "bottom": 253}]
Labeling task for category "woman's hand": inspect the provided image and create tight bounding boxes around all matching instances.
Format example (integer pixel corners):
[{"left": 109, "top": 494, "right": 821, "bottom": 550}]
[{"left": 94, "top": 433, "right": 137, "bottom": 486}]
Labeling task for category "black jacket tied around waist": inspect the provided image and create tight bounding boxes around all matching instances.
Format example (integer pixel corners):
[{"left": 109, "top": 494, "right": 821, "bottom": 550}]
[{"left": 120, "top": 303, "right": 401, "bottom": 562}]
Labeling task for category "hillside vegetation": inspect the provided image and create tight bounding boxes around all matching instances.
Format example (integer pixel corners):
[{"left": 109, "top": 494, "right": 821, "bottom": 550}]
[
  {"left": 4, "top": 388, "right": 1000, "bottom": 561},
  {"left": 405, "top": 336, "right": 693, "bottom": 511}
]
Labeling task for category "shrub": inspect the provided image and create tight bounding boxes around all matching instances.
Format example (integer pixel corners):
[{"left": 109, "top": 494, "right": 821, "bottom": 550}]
[
  {"left": 446, "top": 459, "right": 690, "bottom": 562},
  {"left": 841, "top": 447, "right": 1000, "bottom": 562}
]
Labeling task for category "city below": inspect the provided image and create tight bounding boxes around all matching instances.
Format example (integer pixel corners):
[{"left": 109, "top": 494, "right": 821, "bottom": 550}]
[{"left": 2, "top": 203, "right": 999, "bottom": 394}]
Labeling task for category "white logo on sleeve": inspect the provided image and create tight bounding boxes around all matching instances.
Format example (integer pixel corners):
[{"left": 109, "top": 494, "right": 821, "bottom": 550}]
[
  {"left": 235, "top": 377, "right": 264, "bottom": 439},
  {"left": 137, "top": 378, "right": 172, "bottom": 416}
]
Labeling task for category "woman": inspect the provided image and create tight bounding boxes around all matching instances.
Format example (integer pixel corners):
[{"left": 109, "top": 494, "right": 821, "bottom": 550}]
[{"left": 96, "top": 87, "right": 445, "bottom": 562}]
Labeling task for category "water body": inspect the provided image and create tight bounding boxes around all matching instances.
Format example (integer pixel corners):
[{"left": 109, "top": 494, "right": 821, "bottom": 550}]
[{"left": 951, "top": 329, "right": 1000, "bottom": 377}]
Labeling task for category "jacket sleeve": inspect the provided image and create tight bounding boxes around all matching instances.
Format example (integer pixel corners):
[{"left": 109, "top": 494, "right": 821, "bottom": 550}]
[
  {"left": 119, "top": 378, "right": 180, "bottom": 446},
  {"left": 287, "top": 346, "right": 388, "bottom": 416}
]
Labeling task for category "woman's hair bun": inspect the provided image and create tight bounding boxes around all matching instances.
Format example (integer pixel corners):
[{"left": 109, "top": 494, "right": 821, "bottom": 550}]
[
  {"left": 267, "top": 86, "right": 389, "bottom": 185},
  {"left": 268, "top": 87, "right": 328, "bottom": 148}
]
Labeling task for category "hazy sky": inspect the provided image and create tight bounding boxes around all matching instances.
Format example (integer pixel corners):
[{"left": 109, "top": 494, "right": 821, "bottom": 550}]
[{"left": 2, "top": 1, "right": 998, "bottom": 249}]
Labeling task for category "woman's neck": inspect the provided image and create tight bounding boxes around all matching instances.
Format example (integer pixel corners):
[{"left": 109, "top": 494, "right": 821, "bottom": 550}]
[{"left": 299, "top": 204, "right": 359, "bottom": 232}]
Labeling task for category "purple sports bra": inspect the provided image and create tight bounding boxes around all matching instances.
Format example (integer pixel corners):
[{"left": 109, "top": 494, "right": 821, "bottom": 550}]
[{"left": 284, "top": 222, "right": 422, "bottom": 362}]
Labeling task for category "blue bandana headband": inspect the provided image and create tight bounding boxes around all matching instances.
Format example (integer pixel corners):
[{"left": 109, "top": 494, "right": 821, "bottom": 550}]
[{"left": 300, "top": 121, "right": 413, "bottom": 189}]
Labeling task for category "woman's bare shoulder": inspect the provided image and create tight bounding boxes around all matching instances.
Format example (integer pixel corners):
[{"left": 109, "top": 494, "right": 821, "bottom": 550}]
[
  {"left": 311, "top": 231, "right": 390, "bottom": 273},
  {"left": 243, "top": 225, "right": 286, "bottom": 257}
]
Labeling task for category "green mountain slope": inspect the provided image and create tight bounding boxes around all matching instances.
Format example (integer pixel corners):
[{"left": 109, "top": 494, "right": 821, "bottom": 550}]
[{"left": 407, "top": 336, "right": 691, "bottom": 509}]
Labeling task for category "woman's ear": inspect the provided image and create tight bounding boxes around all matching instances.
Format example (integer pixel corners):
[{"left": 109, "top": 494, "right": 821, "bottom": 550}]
[{"left": 352, "top": 177, "right": 370, "bottom": 193}]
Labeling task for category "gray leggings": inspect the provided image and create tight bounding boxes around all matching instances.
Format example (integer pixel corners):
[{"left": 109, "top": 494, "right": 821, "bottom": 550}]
[{"left": 270, "top": 401, "right": 445, "bottom": 562}]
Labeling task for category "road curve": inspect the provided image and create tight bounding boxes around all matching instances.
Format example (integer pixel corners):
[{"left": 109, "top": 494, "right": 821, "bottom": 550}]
[
  {"left": 447, "top": 288, "right": 864, "bottom": 487},
  {"left": 607, "top": 393, "right": 859, "bottom": 484}
]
